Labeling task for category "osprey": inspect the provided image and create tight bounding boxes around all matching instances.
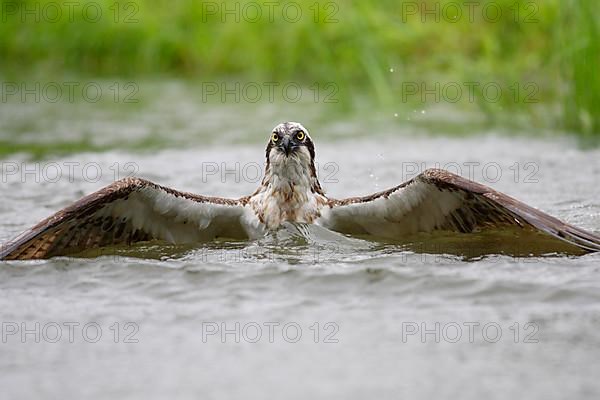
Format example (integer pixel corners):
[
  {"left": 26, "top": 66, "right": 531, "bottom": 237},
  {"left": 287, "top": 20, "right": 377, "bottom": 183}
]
[{"left": 1, "top": 122, "right": 599, "bottom": 260}]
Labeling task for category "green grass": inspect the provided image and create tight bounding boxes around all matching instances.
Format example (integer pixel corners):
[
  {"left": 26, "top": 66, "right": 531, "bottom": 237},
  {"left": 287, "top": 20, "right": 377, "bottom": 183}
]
[
  {"left": 558, "top": 0, "right": 600, "bottom": 139},
  {"left": 0, "top": 0, "right": 598, "bottom": 137}
]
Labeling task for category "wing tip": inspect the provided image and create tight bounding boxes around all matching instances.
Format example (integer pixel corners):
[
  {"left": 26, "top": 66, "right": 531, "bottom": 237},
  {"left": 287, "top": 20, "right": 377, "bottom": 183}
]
[{"left": 560, "top": 226, "right": 600, "bottom": 253}]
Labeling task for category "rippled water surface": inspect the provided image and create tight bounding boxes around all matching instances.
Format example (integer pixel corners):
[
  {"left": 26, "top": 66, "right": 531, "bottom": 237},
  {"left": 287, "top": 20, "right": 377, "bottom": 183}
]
[{"left": 1, "top": 93, "right": 600, "bottom": 399}]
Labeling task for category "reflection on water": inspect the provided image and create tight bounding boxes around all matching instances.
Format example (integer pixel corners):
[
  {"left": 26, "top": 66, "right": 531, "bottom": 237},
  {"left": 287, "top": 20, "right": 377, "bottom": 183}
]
[
  {"left": 1, "top": 86, "right": 600, "bottom": 399},
  {"left": 386, "top": 229, "right": 590, "bottom": 259},
  {"left": 54, "top": 223, "right": 590, "bottom": 262}
]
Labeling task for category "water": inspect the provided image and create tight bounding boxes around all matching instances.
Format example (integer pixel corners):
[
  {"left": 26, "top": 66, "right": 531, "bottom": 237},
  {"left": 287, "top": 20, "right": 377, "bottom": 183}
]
[{"left": 1, "top": 90, "right": 600, "bottom": 399}]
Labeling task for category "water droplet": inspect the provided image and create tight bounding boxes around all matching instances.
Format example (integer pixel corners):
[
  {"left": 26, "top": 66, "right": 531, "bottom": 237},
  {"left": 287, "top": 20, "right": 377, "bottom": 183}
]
[
  {"left": 421, "top": 110, "right": 426, "bottom": 114},
  {"left": 394, "top": 113, "right": 398, "bottom": 117},
  {"left": 389, "top": 68, "right": 394, "bottom": 73}
]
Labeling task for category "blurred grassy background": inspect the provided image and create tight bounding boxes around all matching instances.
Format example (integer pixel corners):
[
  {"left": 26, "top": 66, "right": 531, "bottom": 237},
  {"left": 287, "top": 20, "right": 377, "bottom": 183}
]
[{"left": 0, "top": 0, "right": 598, "bottom": 139}]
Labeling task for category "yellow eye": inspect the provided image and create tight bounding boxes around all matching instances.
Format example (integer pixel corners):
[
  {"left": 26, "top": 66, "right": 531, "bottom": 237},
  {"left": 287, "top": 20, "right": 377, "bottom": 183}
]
[
  {"left": 271, "top": 133, "right": 279, "bottom": 143},
  {"left": 296, "top": 131, "right": 305, "bottom": 141}
]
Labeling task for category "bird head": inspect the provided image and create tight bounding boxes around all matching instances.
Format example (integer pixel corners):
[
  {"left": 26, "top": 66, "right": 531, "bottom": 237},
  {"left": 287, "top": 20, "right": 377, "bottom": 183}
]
[
  {"left": 267, "top": 121, "right": 314, "bottom": 159},
  {"left": 263, "top": 122, "right": 323, "bottom": 194}
]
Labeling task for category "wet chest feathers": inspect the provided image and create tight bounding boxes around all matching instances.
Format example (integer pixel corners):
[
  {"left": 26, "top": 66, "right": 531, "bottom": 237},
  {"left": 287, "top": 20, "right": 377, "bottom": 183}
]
[{"left": 250, "top": 148, "right": 326, "bottom": 229}]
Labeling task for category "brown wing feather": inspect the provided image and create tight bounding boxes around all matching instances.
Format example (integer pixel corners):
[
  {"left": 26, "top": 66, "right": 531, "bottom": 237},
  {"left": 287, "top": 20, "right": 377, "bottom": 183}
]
[
  {"left": 1, "top": 177, "right": 248, "bottom": 260},
  {"left": 323, "top": 169, "right": 600, "bottom": 252},
  {"left": 423, "top": 169, "right": 600, "bottom": 251}
]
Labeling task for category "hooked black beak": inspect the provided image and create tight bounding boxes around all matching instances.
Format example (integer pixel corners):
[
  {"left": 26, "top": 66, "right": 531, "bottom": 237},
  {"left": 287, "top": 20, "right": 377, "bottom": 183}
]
[{"left": 279, "top": 136, "right": 293, "bottom": 156}]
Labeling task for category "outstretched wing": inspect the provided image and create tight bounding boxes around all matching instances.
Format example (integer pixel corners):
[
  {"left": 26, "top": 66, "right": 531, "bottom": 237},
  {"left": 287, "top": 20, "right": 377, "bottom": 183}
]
[
  {"left": 318, "top": 169, "right": 600, "bottom": 252},
  {"left": 1, "top": 178, "right": 250, "bottom": 260}
]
